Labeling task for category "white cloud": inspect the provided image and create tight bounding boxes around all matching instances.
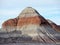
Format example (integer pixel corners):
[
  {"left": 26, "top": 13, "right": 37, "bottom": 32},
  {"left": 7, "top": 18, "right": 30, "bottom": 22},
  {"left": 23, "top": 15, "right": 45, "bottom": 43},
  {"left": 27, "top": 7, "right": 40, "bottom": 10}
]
[
  {"left": 36, "top": 7, "right": 60, "bottom": 16},
  {"left": 0, "top": 0, "right": 60, "bottom": 7},
  {"left": 0, "top": 10, "right": 19, "bottom": 15}
]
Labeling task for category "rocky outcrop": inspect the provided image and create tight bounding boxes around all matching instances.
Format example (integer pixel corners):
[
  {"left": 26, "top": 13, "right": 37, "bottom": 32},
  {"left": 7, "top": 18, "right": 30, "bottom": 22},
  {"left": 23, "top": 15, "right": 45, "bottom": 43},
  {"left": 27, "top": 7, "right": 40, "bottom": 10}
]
[
  {"left": 47, "top": 19, "right": 60, "bottom": 32},
  {"left": 2, "top": 18, "right": 18, "bottom": 32},
  {"left": 1, "top": 7, "right": 60, "bottom": 43},
  {"left": 2, "top": 7, "right": 49, "bottom": 32}
]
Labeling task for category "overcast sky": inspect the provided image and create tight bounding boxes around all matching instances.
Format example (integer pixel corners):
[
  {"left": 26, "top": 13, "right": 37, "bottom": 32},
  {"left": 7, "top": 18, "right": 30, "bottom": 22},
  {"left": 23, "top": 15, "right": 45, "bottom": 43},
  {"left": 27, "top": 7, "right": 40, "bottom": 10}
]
[{"left": 0, "top": 0, "right": 60, "bottom": 28}]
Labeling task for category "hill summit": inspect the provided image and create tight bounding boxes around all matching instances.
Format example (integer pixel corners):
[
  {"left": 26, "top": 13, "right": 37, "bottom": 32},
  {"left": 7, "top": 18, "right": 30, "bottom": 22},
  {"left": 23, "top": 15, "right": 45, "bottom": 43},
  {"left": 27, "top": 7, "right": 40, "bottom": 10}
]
[{"left": 18, "top": 7, "right": 42, "bottom": 18}]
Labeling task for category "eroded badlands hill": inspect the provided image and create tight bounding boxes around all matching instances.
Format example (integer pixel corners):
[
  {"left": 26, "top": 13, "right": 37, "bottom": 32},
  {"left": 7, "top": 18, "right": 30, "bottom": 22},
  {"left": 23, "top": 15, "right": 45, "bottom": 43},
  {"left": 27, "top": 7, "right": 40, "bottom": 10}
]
[{"left": 1, "top": 7, "right": 60, "bottom": 43}]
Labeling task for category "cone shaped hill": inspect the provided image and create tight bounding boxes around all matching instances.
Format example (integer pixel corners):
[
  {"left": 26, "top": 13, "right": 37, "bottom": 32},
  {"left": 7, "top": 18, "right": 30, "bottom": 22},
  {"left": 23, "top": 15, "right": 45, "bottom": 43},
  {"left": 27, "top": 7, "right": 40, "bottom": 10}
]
[{"left": 0, "top": 7, "right": 60, "bottom": 43}]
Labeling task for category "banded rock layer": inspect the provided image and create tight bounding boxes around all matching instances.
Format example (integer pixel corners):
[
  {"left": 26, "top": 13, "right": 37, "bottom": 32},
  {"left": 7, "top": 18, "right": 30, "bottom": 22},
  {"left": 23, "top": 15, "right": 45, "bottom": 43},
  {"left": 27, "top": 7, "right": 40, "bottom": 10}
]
[
  {"left": 47, "top": 19, "right": 60, "bottom": 32},
  {"left": 2, "top": 7, "right": 49, "bottom": 32},
  {"left": 1, "top": 7, "right": 60, "bottom": 43}
]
